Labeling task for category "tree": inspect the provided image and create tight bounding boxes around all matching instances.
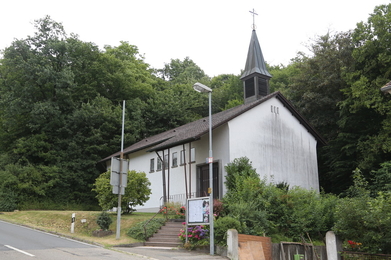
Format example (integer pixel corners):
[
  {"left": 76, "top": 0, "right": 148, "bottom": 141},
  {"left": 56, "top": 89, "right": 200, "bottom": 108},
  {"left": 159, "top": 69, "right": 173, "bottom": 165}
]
[
  {"left": 0, "top": 16, "right": 158, "bottom": 206},
  {"left": 143, "top": 83, "right": 204, "bottom": 136},
  {"left": 209, "top": 74, "right": 242, "bottom": 112},
  {"left": 335, "top": 4, "right": 391, "bottom": 191},
  {"left": 92, "top": 170, "right": 151, "bottom": 214},
  {"left": 158, "top": 57, "right": 208, "bottom": 83}
]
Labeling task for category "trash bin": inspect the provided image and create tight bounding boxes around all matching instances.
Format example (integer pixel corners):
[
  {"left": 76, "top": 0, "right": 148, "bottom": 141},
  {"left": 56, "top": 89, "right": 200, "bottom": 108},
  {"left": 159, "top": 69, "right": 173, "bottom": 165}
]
[{"left": 294, "top": 254, "right": 304, "bottom": 260}]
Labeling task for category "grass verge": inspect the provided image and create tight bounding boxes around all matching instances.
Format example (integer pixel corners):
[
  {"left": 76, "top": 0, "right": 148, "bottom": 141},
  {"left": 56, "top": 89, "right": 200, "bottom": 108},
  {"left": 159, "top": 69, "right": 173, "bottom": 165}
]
[{"left": 0, "top": 210, "right": 161, "bottom": 247}]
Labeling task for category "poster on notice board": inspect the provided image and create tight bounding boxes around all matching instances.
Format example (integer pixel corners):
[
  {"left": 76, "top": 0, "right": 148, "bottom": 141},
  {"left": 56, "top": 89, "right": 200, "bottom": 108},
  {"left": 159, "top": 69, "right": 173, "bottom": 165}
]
[{"left": 187, "top": 197, "right": 210, "bottom": 225}]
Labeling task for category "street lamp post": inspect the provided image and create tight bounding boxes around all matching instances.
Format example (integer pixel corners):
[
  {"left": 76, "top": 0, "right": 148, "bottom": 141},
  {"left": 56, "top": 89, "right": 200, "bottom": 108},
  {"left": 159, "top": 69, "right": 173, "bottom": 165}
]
[{"left": 193, "top": 82, "right": 214, "bottom": 255}]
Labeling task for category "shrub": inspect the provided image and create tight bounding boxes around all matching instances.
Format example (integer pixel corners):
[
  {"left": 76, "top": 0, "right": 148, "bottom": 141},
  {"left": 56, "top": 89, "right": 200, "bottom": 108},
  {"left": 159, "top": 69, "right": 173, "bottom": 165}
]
[
  {"left": 96, "top": 211, "right": 113, "bottom": 230},
  {"left": 333, "top": 192, "right": 391, "bottom": 254},
  {"left": 127, "top": 218, "right": 166, "bottom": 241},
  {"left": 92, "top": 170, "right": 151, "bottom": 214},
  {"left": 0, "top": 191, "right": 18, "bottom": 212},
  {"left": 222, "top": 157, "right": 337, "bottom": 242},
  {"left": 214, "top": 216, "right": 242, "bottom": 246},
  {"left": 213, "top": 199, "right": 224, "bottom": 217},
  {"left": 179, "top": 224, "right": 209, "bottom": 250}
]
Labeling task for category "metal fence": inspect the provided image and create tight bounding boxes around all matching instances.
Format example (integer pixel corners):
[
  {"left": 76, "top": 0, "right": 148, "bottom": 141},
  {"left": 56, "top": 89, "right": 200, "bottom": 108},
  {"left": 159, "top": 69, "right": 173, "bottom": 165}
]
[{"left": 159, "top": 192, "right": 197, "bottom": 208}]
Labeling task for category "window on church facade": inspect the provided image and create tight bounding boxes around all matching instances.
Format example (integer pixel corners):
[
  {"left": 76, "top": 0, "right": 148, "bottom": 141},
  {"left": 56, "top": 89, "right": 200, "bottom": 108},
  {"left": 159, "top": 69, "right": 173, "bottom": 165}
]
[
  {"left": 190, "top": 148, "right": 195, "bottom": 163},
  {"left": 150, "top": 158, "right": 154, "bottom": 172},
  {"left": 172, "top": 152, "right": 178, "bottom": 167}
]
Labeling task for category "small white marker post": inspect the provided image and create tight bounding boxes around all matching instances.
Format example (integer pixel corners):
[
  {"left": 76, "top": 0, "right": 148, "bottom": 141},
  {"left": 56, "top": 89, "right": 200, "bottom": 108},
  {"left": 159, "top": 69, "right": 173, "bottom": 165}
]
[{"left": 71, "top": 213, "right": 76, "bottom": 233}]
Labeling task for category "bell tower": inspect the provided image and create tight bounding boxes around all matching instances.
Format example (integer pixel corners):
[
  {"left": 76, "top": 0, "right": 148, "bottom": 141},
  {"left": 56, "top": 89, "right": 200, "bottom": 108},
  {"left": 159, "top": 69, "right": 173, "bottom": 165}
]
[{"left": 240, "top": 9, "right": 272, "bottom": 104}]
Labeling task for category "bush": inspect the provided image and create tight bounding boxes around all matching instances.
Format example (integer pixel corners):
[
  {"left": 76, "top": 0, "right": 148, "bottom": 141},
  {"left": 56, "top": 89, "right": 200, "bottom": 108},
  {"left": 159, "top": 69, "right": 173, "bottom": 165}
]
[
  {"left": 96, "top": 211, "right": 113, "bottom": 230},
  {"left": 92, "top": 170, "right": 151, "bottom": 214},
  {"left": 222, "top": 157, "right": 337, "bottom": 242},
  {"left": 333, "top": 192, "right": 391, "bottom": 254},
  {"left": 179, "top": 224, "right": 209, "bottom": 250},
  {"left": 127, "top": 218, "right": 166, "bottom": 241},
  {"left": 214, "top": 216, "right": 242, "bottom": 246},
  {"left": 0, "top": 191, "right": 18, "bottom": 212}
]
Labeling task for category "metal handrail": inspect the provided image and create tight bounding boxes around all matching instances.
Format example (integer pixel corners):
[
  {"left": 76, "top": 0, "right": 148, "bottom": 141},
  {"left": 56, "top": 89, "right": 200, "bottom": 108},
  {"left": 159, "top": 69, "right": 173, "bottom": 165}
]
[
  {"left": 143, "top": 208, "right": 164, "bottom": 241},
  {"left": 143, "top": 192, "right": 195, "bottom": 241},
  {"left": 159, "top": 192, "right": 197, "bottom": 208}
]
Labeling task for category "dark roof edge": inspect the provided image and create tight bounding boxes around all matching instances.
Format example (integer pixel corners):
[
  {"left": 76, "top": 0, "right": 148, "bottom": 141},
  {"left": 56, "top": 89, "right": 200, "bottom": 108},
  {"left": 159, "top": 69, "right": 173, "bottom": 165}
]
[
  {"left": 147, "top": 136, "right": 201, "bottom": 152},
  {"left": 275, "top": 93, "right": 327, "bottom": 146},
  {"left": 99, "top": 138, "right": 172, "bottom": 162}
]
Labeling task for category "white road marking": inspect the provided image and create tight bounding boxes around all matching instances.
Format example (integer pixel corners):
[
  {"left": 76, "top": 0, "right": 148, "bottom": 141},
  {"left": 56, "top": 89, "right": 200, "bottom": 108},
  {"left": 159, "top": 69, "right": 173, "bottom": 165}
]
[{"left": 4, "top": 245, "right": 35, "bottom": 257}]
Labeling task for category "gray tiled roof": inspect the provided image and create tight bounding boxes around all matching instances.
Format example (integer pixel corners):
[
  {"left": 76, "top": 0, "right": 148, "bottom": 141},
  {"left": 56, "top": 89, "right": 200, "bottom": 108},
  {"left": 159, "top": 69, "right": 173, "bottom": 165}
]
[{"left": 101, "top": 91, "right": 326, "bottom": 162}]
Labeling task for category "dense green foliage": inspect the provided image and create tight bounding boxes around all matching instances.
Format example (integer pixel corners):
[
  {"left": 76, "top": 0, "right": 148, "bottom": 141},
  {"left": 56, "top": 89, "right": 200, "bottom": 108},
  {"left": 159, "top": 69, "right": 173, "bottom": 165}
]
[
  {"left": 222, "top": 157, "right": 338, "bottom": 242},
  {"left": 269, "top": 4, "right": 391, "bottom": 195},
  {"left": 333, "top": 170, "right": 391, "bottom": 254},
  {"left": 96, "top": 211, "right": 113, "bottom": 231},
  {"left": 214, "top": 216, "right": 242, "bottom": 246},
  {"left": 92, "top": 170, "right": 151, "bottom": 213},
  {"left": 220, "top": 157, "right": 391, "bottom": 253},
  {"left": 0, "top": 16, "right": 220, "bottom": 208}
]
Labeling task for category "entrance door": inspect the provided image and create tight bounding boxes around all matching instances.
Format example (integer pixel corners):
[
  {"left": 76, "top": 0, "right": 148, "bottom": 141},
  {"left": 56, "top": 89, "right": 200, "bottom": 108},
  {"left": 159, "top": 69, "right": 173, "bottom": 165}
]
[{"left": 198, "top": 163, "right": 219, "bottom": 199}]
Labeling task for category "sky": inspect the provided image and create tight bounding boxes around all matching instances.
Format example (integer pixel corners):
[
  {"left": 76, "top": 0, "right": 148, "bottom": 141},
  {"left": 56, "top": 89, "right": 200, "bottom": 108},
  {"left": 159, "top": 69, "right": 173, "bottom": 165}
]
[{"left": 1, "top": 0, "right": 390, "bottom": 77}]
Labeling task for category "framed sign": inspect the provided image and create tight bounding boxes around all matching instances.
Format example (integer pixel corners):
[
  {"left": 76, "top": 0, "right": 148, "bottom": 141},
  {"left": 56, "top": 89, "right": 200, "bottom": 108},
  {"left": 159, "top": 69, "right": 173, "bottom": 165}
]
[{"left": 187, "top": 197, "right": 210, "bottom": 225}]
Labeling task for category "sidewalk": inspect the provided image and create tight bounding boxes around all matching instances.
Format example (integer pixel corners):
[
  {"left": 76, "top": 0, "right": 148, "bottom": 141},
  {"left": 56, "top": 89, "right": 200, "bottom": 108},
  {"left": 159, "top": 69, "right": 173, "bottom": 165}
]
[{"left": 116, "top": 246, "right": 229, "bottom": 260}]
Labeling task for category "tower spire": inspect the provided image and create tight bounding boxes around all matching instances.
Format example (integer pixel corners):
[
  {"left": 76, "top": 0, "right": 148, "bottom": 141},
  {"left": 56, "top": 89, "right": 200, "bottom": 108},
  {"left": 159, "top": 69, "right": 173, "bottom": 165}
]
[
  {"left": 249, "top": 8, "right": 258, "bottom": 30},
  {"left": 240, "top": 13, "right": 272, "bottom": 104}
]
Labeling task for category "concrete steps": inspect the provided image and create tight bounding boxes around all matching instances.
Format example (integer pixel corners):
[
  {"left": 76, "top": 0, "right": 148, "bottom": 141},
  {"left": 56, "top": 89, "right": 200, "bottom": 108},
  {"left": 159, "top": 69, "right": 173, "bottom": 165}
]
[{"left": 145, "top": 220, "right": 184, "bottom": 247}]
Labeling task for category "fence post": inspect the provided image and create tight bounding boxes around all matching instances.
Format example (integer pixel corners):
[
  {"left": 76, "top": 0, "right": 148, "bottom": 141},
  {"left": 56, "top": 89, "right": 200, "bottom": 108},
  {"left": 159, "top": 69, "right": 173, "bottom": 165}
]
[
  {"left": 326, "top": 231, "right": 340, "bottom": 260},
  {"left": 227, "top": 229, "right": 238, "bottom": 260}
]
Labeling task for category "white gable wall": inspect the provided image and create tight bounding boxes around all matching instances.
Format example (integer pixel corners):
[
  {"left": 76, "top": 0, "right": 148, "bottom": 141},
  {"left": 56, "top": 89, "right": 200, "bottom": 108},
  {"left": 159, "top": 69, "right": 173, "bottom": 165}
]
[{"left": 228, "top": 98, "right": 319, "bottom": 191}]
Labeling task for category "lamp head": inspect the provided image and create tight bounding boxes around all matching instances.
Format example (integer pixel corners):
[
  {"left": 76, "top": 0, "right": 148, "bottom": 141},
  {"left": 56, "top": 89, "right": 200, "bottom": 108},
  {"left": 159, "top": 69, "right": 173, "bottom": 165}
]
[
  {"left": 193, "top": 82, "right": 212, "bottom": 93},
  {"left": 381, "top": 83, "right": 391, "bottom": 94}
]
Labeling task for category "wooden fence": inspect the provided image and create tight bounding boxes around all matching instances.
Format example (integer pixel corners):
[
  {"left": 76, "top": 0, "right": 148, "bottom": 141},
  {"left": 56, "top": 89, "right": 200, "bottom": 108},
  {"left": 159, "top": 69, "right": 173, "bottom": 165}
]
[{"left": 272, "top": 242, "right": 327, "bottom": 260}]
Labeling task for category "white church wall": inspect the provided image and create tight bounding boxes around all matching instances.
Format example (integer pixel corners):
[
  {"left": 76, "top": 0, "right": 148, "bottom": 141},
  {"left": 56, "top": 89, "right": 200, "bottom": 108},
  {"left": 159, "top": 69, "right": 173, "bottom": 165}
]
[
  {"left": 228, "top": 98, "right": 319, "bottom": 191},
  {"left": 126, "top": 149, "right": 163, "bottom": 212},
  {"left": 212, "top": 124, "right": 230, "bottom": 197},
  {"left": 127, "top": 144, "right": 201, "bottom": 212}
]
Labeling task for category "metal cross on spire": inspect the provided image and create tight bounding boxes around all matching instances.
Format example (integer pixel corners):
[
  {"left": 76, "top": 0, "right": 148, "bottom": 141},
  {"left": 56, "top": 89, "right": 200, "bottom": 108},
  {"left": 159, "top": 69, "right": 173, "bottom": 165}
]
[{"left": 249, "top": 8, "right": 258, "bottom": 30}]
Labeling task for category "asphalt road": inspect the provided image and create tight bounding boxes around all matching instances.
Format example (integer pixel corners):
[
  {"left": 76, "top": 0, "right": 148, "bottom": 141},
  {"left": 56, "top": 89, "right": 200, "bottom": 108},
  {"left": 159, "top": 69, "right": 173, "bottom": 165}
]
[{"left": 0, "top": 220, "right": 148, "bottom": 260}]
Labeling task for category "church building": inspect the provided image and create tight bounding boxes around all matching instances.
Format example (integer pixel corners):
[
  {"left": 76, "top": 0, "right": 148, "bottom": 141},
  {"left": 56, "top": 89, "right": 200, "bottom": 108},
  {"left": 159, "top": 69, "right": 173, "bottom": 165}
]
[{"left": 101, "top": 27, "right": 326, "bottom": 212}]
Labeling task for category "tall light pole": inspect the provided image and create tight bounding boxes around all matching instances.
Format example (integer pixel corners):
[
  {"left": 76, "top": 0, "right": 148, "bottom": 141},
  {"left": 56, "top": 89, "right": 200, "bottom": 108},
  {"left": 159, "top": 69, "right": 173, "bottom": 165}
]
[{"left": 193, "top": 82, "right": 214, "bottom": 255}]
